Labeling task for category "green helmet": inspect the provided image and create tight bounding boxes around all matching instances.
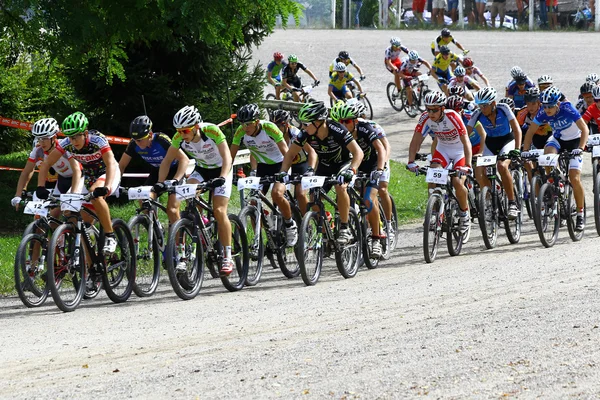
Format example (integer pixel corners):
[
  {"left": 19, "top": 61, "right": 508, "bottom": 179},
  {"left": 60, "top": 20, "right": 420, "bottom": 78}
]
[
  {"left": 298, "top": 101, "right": 328, "bottom": 123},
  {"left": 287, "top": 54, "right": 298, "bottom": 63},
  {"left": 330, "top": 100, "right": 355, "bottom": 122},
  {"left": 62, "top": 112, "right": 89, "bottom": 136}
]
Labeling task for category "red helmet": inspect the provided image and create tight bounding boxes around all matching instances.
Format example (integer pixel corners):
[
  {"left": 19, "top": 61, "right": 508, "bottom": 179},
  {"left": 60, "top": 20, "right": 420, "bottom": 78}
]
[
  {"left": 273, "top": 52, "right": 284, "bottom": 61},
  {"left": 462, "top": 57, "right": 474, "bottom": 68}
]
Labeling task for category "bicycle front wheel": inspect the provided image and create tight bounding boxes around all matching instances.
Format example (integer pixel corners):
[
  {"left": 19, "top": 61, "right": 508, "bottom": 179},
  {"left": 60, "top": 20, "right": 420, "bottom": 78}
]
[
  {"left": 14, "top": 233, "right": 49, "bottom": 308},
  {"left": 535, "top": 183, "right": 559, "bottom": 248},
  {"left": 478, "top": 186, "right": 498, "bottom": 249},
  {"left": 359, "top": 95, "right": 374, "bottom": 120},
  {"left": 594, "top": 176, "right": 600, "bottom": 236},
  {"left": 47, "top": 223, "right": 85, "bottom": 312},
  {"left": 386, "top": 82, "right": 404, "bottom": 111},
  {"left": 446, "top": 198, "right": 464, "bottom": 256},
  {"left": 276, "top": 207, "right": 302, "bottom": 278},
  {"left": 401, "top": 88, "right": 418, "bottom": 118},
  {"left": 423, "top": 194, "right": 443, "bottom": 263},
  {"left": 566, "top": 184, "right": 584, "bottom": 242},
  {"left": 165, "top": 218, "right": 204, "bottom": 300},
  {"left": 102, "top": 219, "right": 136, "bottom": 304},
  {"left": 239, "top": 205, "right": 264, "bottom": 286},
  {"left": 335, "top": 207, "right": 361, "bottom": 278},
  {"left": 504, "top": 170, "right": 523, "bottom": 244},
  {"left": 530, "top": 174, "right": 543, "bottom": 229},
  {"left": 298, "top": 211, "right": 323, "bottom": 286},
  {"left": 219, "top": 214, "right": 249, "bottom": 292},
  {"left": 128, "top": 215, "right": 161, "bottom": 297}
]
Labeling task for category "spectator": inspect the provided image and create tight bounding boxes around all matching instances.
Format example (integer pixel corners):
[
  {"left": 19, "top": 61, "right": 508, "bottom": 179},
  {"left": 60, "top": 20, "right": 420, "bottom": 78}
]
[
  {"left": 491, "top": 0, "right": 506, "bottom": 28},
  {"left": 432, "top": 0, "right": 446, "bottom": 26},
  {"left": 539, "top": 0, "right": 548, "bottom": 27},
  {"left": 413, "top": 0, "right": 426, "bottom": 25},
  {"left": 546, "top": 0, "right": 558, "bottom": 29},
  {"left": 475, "top": 0, "right": 487, "bottom": 27},
  {"left": 447, "top": 0, "right": 458, "bottom": 23},
  {"left": 464, "top": 0, "right": 477, "bottom": 26},
  {"left": 515, "top": 0, "right": 524, "bottom": 23},
  {"left": 353, "top": 0, "right": 363, "bottom": 28}
]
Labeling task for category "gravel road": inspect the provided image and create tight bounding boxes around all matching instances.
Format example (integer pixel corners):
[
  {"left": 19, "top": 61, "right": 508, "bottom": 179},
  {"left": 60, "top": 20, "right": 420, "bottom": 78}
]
[{"left": 1, "top": 29, "right": 600, "bottom": 399}]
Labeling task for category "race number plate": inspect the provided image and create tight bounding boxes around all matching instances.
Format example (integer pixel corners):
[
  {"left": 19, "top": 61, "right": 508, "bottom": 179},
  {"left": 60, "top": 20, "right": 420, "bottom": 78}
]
[
  {"left": 593, "top": 146, "right": 600, "bottom": 158},
  {"left": 301, "top": 176, "right": 326, "bottom": 190},
  {"left": 237, "top": 177, "right": 261, "bottom": 190},
  {"left": 537, "top": 154, "right": 559, "bottom": 167},
  {"left": 23, "top": 201, "right": 49, "bottom": 217},
  {"left": 60, "top": 193, "right": 83, "bottom": 212},
  {"left": 477, "top": 155, "right": 497, "bottom": 167},
  {"left": 425, "top": 168, "right": 448, "bottom": 185},
  {"left": 529, "top": 149, "right": 545, "bottom": 157},
  {"left": 418, "top": 74, "right": 429, "bottom": 82},
  {"left": 588, "top": 134, "right": 600, "bottom": 146},
  {"left": 175, "top": 184, "right": 198, "bottom": 200},
  {"left": 128, "top": 186, "right": 153, "bottom": 200}
]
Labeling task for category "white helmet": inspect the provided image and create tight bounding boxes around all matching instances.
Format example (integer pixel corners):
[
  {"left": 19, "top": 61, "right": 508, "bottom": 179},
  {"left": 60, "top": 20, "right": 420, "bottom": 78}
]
[
  {"left": 510, "top": 66, "right": 523, "bottom": 78},
  {"left": 333, "top": 62, "right": 347, "bottom": 72},
  {"left": 586, "top": 73, "right": 599, "bottom": 84},
  {"left": 592, "top": 86, "right": 600, "bottom": 101},
  {"left": 173, "top": 105, "right": 202, "bottom": 129},
  {"left": 408, "top": 50, "right": 419, "bottom": 61},
  {"left": 424, "top": 91, "right": 447, "bottom": 107},
  {"left": 390, "top": 37, "right": 402, "bottom": 47},
  {"left": 475, "top": 87, "right": 498, "bottom": 105},
  {"left": 537, "top": 74, "right": 553, "bottom": 85},
  {"left": 32, "top": 118, "right": 60, "bottom": 139}
]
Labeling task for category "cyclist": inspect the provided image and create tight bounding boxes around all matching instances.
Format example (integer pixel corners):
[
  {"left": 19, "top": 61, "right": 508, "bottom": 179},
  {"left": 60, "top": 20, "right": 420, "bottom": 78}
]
[
  {"left": 266, "top": 52, "right": 287, "bottom": 100},
  {"left": 446, "top": 95, "right": 485, "bottom": 158},
  {"left": 431, "top": 45, "right": 463, "bottom": 96},
  {"left": 118, "top": 115, "right": 189, "bottom": 226},
  {"left": 522, "top": 87, "right": 589, "bottom": 231},
  {"left": 384, "top": 37, "right": 410, "bottom": 93},
  {"left": 582, "top": 86, "right": 600, "bottom": 136},
  {"left": 12, "top": 118, "right": 82, "bottom": 215},
  {"left": 281, "top": 54, "right": 319, "bottom": 102},
  {"left": 278, "top": 101, "right": 364, "bottom": 244},
  {"left": 586, "top": 73, "right": 599, "bottom": 85},
  {"left": 448, "top": 66, "right": 481, "bottom": 101},
  {"left": 398, "top": 50, "right": 433, "bottom": 112},
  {"left": 507, "top": 71, "right": 534, "bottom": 109},
  {"left": 505, "top": 66, "right": 530, "bottom": 96},
  {"left": 230, "top": 104, "right": 298, "bottom": 246},
  {"left": 36, "top": 112, "right": 121, "bottom": 254},
  {"left": 408, "top": 91, "right": 472, "bottom": 233},
  {"left": 499, "top": 98, "right": 516, "bottom": 114},
  {"left": 328, "top": 50, "right": 365, "bottom": 79},
  {"left": 463, "top": 57, "right": 490, "bottom": 87},
  {"left": 537, "top": 74, "right": 554, "bottom": 92},
  {"left": 576, "top": 82, "right": 598, "bottom": 135},
  {"left": 156, "top": 105, "right": 235, "bottom": 275},
  {"left": 331, "top": 101, "right": 387, "bottom": 258},
  {"left": 468, "top": 87, "right": 522, "bottom": 220},
  {"left": 430, "top": 28, "right": 469, "bottom": 57},
  {"left": 270, "top": 109, "right": 317, "bottom": 214},
  {"left": 328, "top": 62, "right": 364, "bottom": 103}
]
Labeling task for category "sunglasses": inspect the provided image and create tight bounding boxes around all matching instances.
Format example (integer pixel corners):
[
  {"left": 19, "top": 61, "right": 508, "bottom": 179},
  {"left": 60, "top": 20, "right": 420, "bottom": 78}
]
[
  {"left": 339, "top": 118, "right": 355, "bottom": 124},
  {"left": 134, "top": 136, "right": 149, "bottom": 142},
  {"left": 241, "top": 120, "right": 257, "bottom": 127},
  {"left": 426, "top": 107, "right": 441, "bottom": 113},
  {"left": 177, "top": 127, "right": 195, "bottom": 134},
  {"left": 542, "top": 104, "right": 557, "bottom": 109}
]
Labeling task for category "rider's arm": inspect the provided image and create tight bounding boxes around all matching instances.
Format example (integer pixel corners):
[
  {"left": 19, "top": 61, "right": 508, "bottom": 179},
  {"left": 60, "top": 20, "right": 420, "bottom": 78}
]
[
  {"left": 408, "top": 127, "right": 426, "bottom": 162},
  {"left": 281, "top": 143, "right": 303, "bottom": 172},
  {"left": 354, "top": 79, "right": 363, "bottom": 93},
  {"left": 37, "top": 149, "right": 62, "bottom": 187},
  {"left": 282, "top": 77, "right": 293, "bottom": 91},
  {"left": 510, "top": 118, "right": 522, "bottom": 149},
  {"left": 455, "top": 41, "right": 466, "bottom": 52},
  {"left": 69, "top": 159, "right": 82, "bottom": 194},
  {"left": 421, "top": 60, "right": 433, "bottom": 71},
  {"left": 118, "top": 152, "right": 132, "bottom": 175},
  {"left": 353, "top": 63, "right": 364, "bottom": 76},
  {"left": 385, "top": 59, "right": 397, "bottom": 73},
  {"left": 250, "top": 154, "right": 258, "bottom": 171},
  {"left": 373, "top": 139, "right": 386, "bottom": 171},
  {"left": 460, "top": 133, "right": 473, "bottom": 168},
  {"left": 217, "top": 141, "right": 232, "bottom": 179},
  {"left": 522, "top": 123, "right": 539, "bottom": 151},
  {"left": 158, "top": 146, "right": 180, "bottom": 181},
  {"left": 576, "top": 118, "right": 590, "bottom": 149},
  {"left": 346, "top": 140, "right": 364, "bottom": 172},
  {"left": 267, "top": 70, "right": 275, "bottom": 86},
  {"left": 328, "top": 85, "right": 338, "bottom": 101},
  {"left": 474, "top": 124, "right": 486, "bottom": 155},
  {"left": 229, "top": 143, "right": 239, "bottom": 161},
  {"left": 14, "top": 160, "right": 36, "bottom": 198},
  {"left": 470, "top": 79, "right": 481, "bottom": 91},
  {"left": 304, "top": 68, "right": 318, "bottom": 82},
  {"left": 479, "top": 72, "right": 490, "bottom": 87},
  {"left": 304, "top": 143, "right": 317, "bottom": 169},
  {"left": 276, "top": 139, "right": 289, "bottom": 156},
  {"left": 102, "top": 150, "right": 118, "bottom": 193}
]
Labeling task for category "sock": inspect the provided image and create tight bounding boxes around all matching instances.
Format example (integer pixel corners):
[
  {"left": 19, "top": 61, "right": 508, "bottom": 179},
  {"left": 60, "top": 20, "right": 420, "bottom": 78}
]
[
  {"left": 341, "top": 222, "right": 349, "bottom": 229},
  {"left": 284, "top": 218, "right": 294, "bottom": 226},
  {"left": 225, "top": 246, "right": 232, "bottom": 259}
]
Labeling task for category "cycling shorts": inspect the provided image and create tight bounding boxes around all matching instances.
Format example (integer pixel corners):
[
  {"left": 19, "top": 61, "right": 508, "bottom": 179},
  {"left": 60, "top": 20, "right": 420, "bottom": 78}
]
[
  {"left": 292, "top": 161, "right": 310, "bottom": 176},
  {"left": 269, "top": 75, "right": 282, "bottom": 86},
  {"left": 84, "top": 171, "right": 121, "bottom": 196},
  {"left": 188, "top": 167, "right": 233, "bottom": 198},
  {"left": 257, "top": 162, "right": 283, "bottom": 194},
  {"left": 483, "top": 133, "right": 515, "bottom": 156},
  {"left": 433, "top": 67, "right": 452, "bottom": 83},
  {"left": 532, "top": 133, "right": 552, "bottom": 150},
  {"left": 413, "top": 0, "right": 426, "bottom": 12},
  {"left": 332, "top": 87, "right": 349, "bottom": 98},
  {"left": 545, "top": 137, "right": 584, "bottom": 171},
  {"left": 475, "top": 0, "right": 487, "bottom": 3},
  {"left": 286, "top": 76, "right": 302, "bottom": 89},
  {"left": 447, "top": 0, "right": 458, "bottom": 9},
  {"left": 386, "top": 58, "right": 402, "bottom": 73},
  {"left": 50, "top": 175, "right": 83, "bottom": 196},
  {"left": 472, "top": 143, "right": 481, "bottom": 155},
  {"left": 316, "top": 161, "right": 351, "bottom": 192},
  {"left": 432, "top": 145, "right": 466, "bottom": 168},
  {"left": 144, "top": 165, "right": 178, "bottom": 187}
]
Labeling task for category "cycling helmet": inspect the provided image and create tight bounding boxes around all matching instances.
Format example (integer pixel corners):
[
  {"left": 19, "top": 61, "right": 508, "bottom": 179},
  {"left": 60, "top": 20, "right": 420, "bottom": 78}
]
[
  {"left": 514, "top": 71, "right": 527, "bottom": 83},
  {"left": 333, "top": 62, "right": 347, "bottom": 72},
  {"left": 173, "top": 105, "right": 201, "bottom": 128},
  {"left": 592, "top": 86, "right": 600, "bottom": 100},
  {"left": 352, "top": 102, "right": 367, "bottom": 118},
  {"left": 586, "top": 73, "right": 599, "bottom": 84},
  {"left": 462, "top": 57, "right": 474, "bottom": 68},
  {"left": 445, "top": 95, "right": 464, "bottom": 112},
  {"left": 510, "top": 66, "right": 523, "bottom": 78},
  {"left": 537, "top": 74, "right": 553, "bottom": 85},
  {"left": 448, "top": 85, "right": 466, "bottom": 97},
  {"left": 61, "top": 111, "right": 89, "bottom": 136},
  {"left": 540, "top": 86, "right": 562, "bottom": 105},
  {"left": 454, "top": 66, "right": 466, "bottom": 77},
  {"left": 271, "top": 109, "right": 291, "bottom": 124},
  {"left": 298, "top": 101, "right": 328, "bottom": 123},
  {"left": 390, "top": 37, "right": 402, "bottom": 47},
  {"left": 474, "top": 87, "right": 498, "bottom": 105},
  {"left": 408, "top": 50, "right": 419, "bottom": 61},
  {"left": 338, "top": 50, "right": 350, "bottom": 59},
  {"left": 273, "top": 52, "right": 284, "bottom": 61},
  {"left": 288, "top": 54, "right": 298, "bottom": 63},
  {"left": 524, "top": 87, "right": 541, "bottom": 102},
  {"left": 424, "top": 91, "right": 447, "bottom": 107},
  {"left": 498, "top": 97, "right": 515, "bottom": 112},
  {"left": 580, "top": 81, "right": 595, "bottom": 95},
  {"left": 129, "top": 115, "right": 153, "bottom": 139},
  {"left": 32, "top": 118, "right": 60, "bottom": 139},
  {"left": 330, "top": 101, "right": 355, "bottom": 122},
  {"left": 441, "top": 28, "right": 451, "bottom": 37},
  {"left": 237, "top": 104, "right": 261, "bottom": 123},
  {"left": 439, "top": 45, "right": 450, "bottom": 55}
]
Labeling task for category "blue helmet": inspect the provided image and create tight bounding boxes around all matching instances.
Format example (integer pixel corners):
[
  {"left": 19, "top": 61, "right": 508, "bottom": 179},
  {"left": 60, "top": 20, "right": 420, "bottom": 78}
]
[
  {"left": 474, "top": 87, "right": 497, "bottom": 105},
  {"left": 408, "top": 50, "right": 419, "bottom": 61},
  {"left": 540, "top": 87, "right": 562, "bottom": 105}
]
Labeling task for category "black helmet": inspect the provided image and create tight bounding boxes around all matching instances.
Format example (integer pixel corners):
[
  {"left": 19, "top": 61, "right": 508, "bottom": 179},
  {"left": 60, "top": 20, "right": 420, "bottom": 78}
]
[
  {"left": 271, "top": 110, "right": 291, "bottom": 124},
  {"left": 580, "top": 81, "right": 595, "bottom": 95},
  {"left": 441, "top": 28, "right": 451, "bottom": 37},
  {"left": 298, "top": 101, "right": 328, "bottom": 123},
  {"left": 130, "top": 115, "right": 153, "bottom": 140},
  {"left": 498, "top": 97, "right": 515, "bottom": 112},
  {"left": 439, "top": 45, "right": 450, "bottom": 55},
  {"left": 524, "top": 87, "right": 540, "bottom": 103},
  {"left": 338, "top": 50, "right": 349, "bottom": 59},
  {"left": 237, "top": 104, "right": 260, "bottom": 123},
  {"left": 514, "top": 71, "right": 527, "bottom": 83}
]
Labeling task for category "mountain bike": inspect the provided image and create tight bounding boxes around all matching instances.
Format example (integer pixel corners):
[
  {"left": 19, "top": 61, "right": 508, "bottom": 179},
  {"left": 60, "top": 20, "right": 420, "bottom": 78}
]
[
  {"left": 46, "top": 191, "right": 136, "bottom": 312},
  {"left": 347, "top": 76, "right": 373, "bottom": 120},
  {"left": 401, "top": 73, "right": 432, "bottom": 118},
  {"left": 266, "top": 81, "right": 319, "bottom": 126},
  {"left": 522, "top": 149, "right": 547, "bottom": 227},
  {"left": 297, "top": 175, "right": 362, "bottom": 286},
  {"left": 585, "top": 134, "right": 600, "bottom": 235}
]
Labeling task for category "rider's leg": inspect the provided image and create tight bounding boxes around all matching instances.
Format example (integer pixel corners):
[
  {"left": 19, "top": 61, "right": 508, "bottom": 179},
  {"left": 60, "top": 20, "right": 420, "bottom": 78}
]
[
  {"left": 335, "top": 183, "right": 351, "bottom": 224},
  {"left": 497, "top": 159, "right": 515, "bottom": 201},
  {"left": 213, "top": 195, "right": 232, "bottom": 249},
  {"left": 378, "top": 181, "right": 392, "bottom": 221},
  {"left": 271, "top": 182, "right": 292, "bottom": 220},
  {"left": 452, "top": 175, "right": 469, "bottom": 211},
  {"left": 365, "top": 186, "right": 381, "bottom": 237},
  {"left": 295, "top": 185, "right": 309, "bottom": 215}
]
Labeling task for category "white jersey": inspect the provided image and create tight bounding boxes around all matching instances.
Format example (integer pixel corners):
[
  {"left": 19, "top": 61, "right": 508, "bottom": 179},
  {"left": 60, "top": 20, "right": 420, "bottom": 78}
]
[
  {"left": 28, "top": 143, "right": 76, "bottom": 178},
  {"left": 232, "top": 120, "right": 284, "bottom": 165},
  {"left": 415, "top": 109, "right": 468, "bottom": 150},
  {"left": 448, "top": 75, "right": 476, "bottom": 89}
]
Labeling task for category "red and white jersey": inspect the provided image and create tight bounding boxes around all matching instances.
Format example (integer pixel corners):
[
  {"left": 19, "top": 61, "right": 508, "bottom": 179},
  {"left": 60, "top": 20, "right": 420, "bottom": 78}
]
[
  {"left": 415, "top": 109, "right": 467, "bottom": 149},
  {"left": 448, "top": 75, "right": 475, "bottom": 89},
  {"left": 28, "top": 143, "right": 76, "bottom": 178}
]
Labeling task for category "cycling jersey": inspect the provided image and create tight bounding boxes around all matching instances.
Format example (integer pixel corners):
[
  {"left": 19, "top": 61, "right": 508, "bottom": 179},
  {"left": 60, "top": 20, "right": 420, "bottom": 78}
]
[
  {"left": 399, "top": 58, "right": 425, "bottom": 75},
  {"left": 415, "top": 109, "right": 467, "bottom": 150},
  {"left": 56, "top": 130, "right": 111, "bottom": 184},
  {"left": 462, "top": 111, "right": 481, "bottom": 147},
  {"left": 281, "top": 62, "right": 307, "bottom": 81},
  {"left": 354, "top": 121, "right": 380, "bottom": 170},
  {"left": 533, "top": 102, "right": 582, "bottom": 141},
  {"left": 329, "top": 71, "right": 355, "bottom": 91},
  {"left": 466, "top": 66, "right": 485, "bottom": 81},
  {"left": 124, "top": 132, "right": 175, "bottom": 168},
  {"left": 582, "top": 103, "right": 600, "bottom": 126},
  {"left": 361, "top": 119, "right": 386, "bottom": 140},
  {"left": 506, "top": 80, "right": 535, "bottom": 108},
  {"left": 384, "top": 45, "right": 409, "bottom": 62},
  {"left": 505, "top": 77, "right": 535, "bottom": 91},
  {"left": 286, "top": 125, "right": 308, "bottom": 165},
  {"left": 468, "top": 103, "right": 515, "bottom": 138},
  {"left": 29, "top": 143, "right": 76, "bottom": 180},
  {"left": 267, "top": 60, "right": 287, "bottom": 78},
  {"left": 448, "top": 76, "right": 476, "bottom": 90},
  {"left": 329, "top": 57, "right": 357, "bottom": 75},
  {"left": 293, "top": 120, "right": 354, "bottom": 168},
  {"left": 432, "top": 52, "right": 460, "bottom": 72},
  {"left": 232, "top": 120, "right": 284, "bottom": 165},
  {"left": 517, "top": 108, "right": 552, "bottom": 138},
  {"left": 172, "top": 123, "right": 226, "bottom": 169},
  {"left": 431, "top": 35, "right": 456, "bottom": 53}
]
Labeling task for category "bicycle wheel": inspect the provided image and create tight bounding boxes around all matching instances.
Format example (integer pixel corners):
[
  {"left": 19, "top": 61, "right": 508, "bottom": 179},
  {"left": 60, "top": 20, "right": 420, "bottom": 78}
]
[
  {"left": 14, "top": 233, "right": 49, "bottom": 307},
  {"left": 594, "top": 176, "right": 600, "bottom": 236},
  {"left": 521, "top": 169, "right": 533, "bottom": 220},
  {"left": 530, "top": 174, "right": 543, "bottom": 229},
  {"left": 239, "top": 205, "right": 264, "bottom": 286},
  {"left": 47, "top": 223, "right": 85, "bottom": 312},
  {"left": 128, "top": 215, "right": 160, "bottom": 297},
  {"left": 386, "top": 82, "right": 404, "bottom": 111},
  {"left": 389, "top": 195, "right": 399, "bottom": 250},
  {"left": 359, "top": 95, "right": 374, "bottom": 120},
  {"left": 379, "top": 201, "right": 392, "bottom": 260},
  {"left": 478, "top": 186, "right": 498, "bottom": 249},
  {"left": 593, "top": 158, "right": 600, "bottom": 190},
  {"left": 218, "top": 214, "right": 249, "bottom": 292},
  {"left": 361, "top": 211, "right": 379, "bottom": 270},
  {"left": 566, "top": 184, "right": 585, "bottom": 242},
  {"left": 423, "top": 194, "right": 443, "bottom": 263},
  {"left": 401, "top": 88, "right": 419, "bottom": 118},
  {"left": 466, "top": 177, "right": 479, "bottom": 222},
  {"left": 298, "top": 211, "right": 323, "bottom": 286},
  {"left": 276, "top": 207, "right": 302, "bottom": 278},
  {"left": 535, "top": 183, "right": 559, "bottom": 248},
  {"left": 165, "top": 218, "right": 204, "bottom": 300},
  {"left": 505, "top": 170, "right": 522, "bottom": 244},
  {"left": 417, "top": 88, "right": 430, "bottom": 112},
  {"left": 335, "top": 207, "right": 361, "bottom": 278},
  {"left": 101, "top": 219, "right": 135, "bottom": 303},
  {"left": 446, "top": 198, "right": 464, "bottom": 256}
]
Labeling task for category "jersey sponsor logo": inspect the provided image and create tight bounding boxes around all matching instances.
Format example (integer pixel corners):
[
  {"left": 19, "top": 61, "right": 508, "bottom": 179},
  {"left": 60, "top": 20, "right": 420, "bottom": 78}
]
[{"left": 73, "top": 153, "right": 103, "bottom": 163}]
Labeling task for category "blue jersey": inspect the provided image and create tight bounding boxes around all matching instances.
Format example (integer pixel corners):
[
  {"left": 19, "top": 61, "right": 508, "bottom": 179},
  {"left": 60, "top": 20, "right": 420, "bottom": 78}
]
[
  {"left": 507, "top": 80, "right": 535, "bottom": 109},
  {"left": 533, "top": 102, "right": 582, "bottom": 141},
  {"left": 463, "top": 111, "right": 480, "bottom": 146},
  {"left": 468, "top": 103, "right": 516, "bottom": 138},
  {"left": 124, "top": 132, "right": 175, "bottom": 168}
]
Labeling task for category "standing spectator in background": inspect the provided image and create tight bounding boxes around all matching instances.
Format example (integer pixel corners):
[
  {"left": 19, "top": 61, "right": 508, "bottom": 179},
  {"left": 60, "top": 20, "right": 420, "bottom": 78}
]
[
  {"left": 413, "top": 0, "right": 426, "bottom": 25},
  {"left": 475, "top": 0, "right": 487, "bottom": 27},
  {"left": 539, "top": 0, "right": 548, "bottom": 27},
  {"left": 431, "top": 0, "right": 446, "bottom": 26},
  {"left": 490, "top": 0, "right": 506, "bottom": 28},
  {"left": 464, "top": 0, "right": 477, "bottom": 26},
  {"left": 353, "top": 0, "right": 363, "bottom": 28},
  {"left": 546, "top": 0, "right": 558, "bottom": 29},
  {"left": 447, "top": 0, "right": 458, "bottom": 23},
  {"left": 515, "top": 0, "right": 524, "bottom": 23}
]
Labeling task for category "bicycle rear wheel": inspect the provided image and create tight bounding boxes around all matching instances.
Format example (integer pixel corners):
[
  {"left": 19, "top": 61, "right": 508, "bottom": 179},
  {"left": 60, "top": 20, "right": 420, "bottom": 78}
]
[
  {"left": 219, "top": 214, "right": 249, "bottom": 292},
  {"left": 239, "top": 205, "right": 264, "bottom": 286},
  {"left": 14, "top": 233, "right": 49, "bottom": 308},
  {"left": 505, "top": 170, "right": 522, "bottom": 244},
  {"left": 359, "top": 95, "right": 374, "bottom": 120},
  {"left": 478, "top": 186, "right": 498, "bottom": 249},
  {"left": 380, "top": 201, "right": 392, "bottom": 260},
  {"left": 423, "top": 194, "right": 443, "bottom": 263},
  {"left": 386, "top": 82, "right": 404, "bottom": 111},
  {"left": 335, "top": 207, "right": 361, "bottom": 278},
  {"left": 165, "top": 218, "right": 204, "bottom": 300},
  {"left": 417, "top": 88, "right": 430, "bottom": 112},
  {"left": 401, "top": 88, "right": 419, "bottom": 118},
  {"left": 361, "top": 210, "right": 380, "bottom": 270},
  {"left": 594, "top": 176, "right": 600, "bottom": 236},
  {"left": 128, "top": 215, "right": 161, "bottom": 297},
  {"left": 446, "top": 198, "right": 464, "bottom": 256},
  {"left": 101, "top": 219, "right": 136, "bottom": 303},
  {"left": 276, "top": 207, "right": 302, "bottom": 278},
  {"left": 47, "top": 223, "right": 85, "bottom": 312},
  {"left": 535, "top": 183, "right": 559, "bottom": 248},
  {"left": 298, "top": 211, "right": 323, "bottom": 286},
  {"left": 566, "top": 184, "right": 585, "bottom": 241}
]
